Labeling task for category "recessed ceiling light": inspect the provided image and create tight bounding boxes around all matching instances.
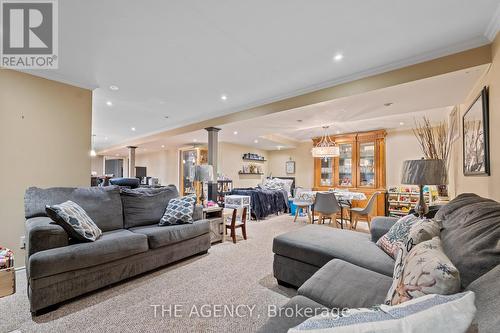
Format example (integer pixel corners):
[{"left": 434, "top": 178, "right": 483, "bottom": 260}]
[
  {"left": 221, "top": 94, "right": 228, "bottom": 101},
  {"left": 277, "top": 146, "right": 282, "bottom": 150},
  {"left": 336, "top": 130, "right": 341, "bottom": 134},
  {"left": 399, "top": 122, "right": 405, "bottom": 126},
  {"left": 333, "top": 53, "right": 343, "bottom": 62},
  {"left": 131, "top": 127, "right": 136, "bottom": 131},
  {"left": 115, "top": 154, "right": 119, "bottom": 157},
  {"left": 384, "top": 102, "right": 393, "bottom": 107},
  {"left": 233, "top": 131, "right": 238, "bottom": 135},
  {"left": 193, "top": 139, "right": 197, "bottom": 142},
  {"left": 106, "top": 101, "right": 113, "bottom": 107},
  {"left": 109, "top": 85, "right": 119, "bottom": 91},
  {"left": 104, "top": 136, "right": 108, "bottom": 140},
  {"left": 161, "top": 145, "right": 165, "bottom": 148},
  {"left": 90, "top": 149, "right": 96, "bottom": 157},
  {"left": 254, "top": 139, "right": 259, "bottom": 143}
]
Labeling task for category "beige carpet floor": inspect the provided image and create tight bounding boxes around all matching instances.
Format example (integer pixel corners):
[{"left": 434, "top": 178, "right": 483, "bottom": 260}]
[{"left": 0, "top": 214, "right": 321, "bottom": 333}]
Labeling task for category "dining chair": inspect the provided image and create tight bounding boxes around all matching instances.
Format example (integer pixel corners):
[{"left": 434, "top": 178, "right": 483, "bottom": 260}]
[
  {"left": 314, "top": 192, "right": 342, "bottom": 227},
  {"left": 225, "top": 207, "right": 248, "bottom": 243},
  {"left": 349, "top": 192, "right": 381, "bottom": 230},
  {"left": 293, "top": 188, "right": 314, "bottom": 223}
]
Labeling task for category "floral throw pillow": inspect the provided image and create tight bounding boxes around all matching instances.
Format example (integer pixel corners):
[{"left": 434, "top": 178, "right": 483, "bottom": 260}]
[
  {"left": 404, "top": 218, "right": 442, "bottom": 254},
  {"left": 385, "top": 236, "right": 461, "bottom": 305},
  {"left": 46, "top": 200, "right": 102, "bottom": 242},
  {"left": 376, "top": 214, "right": 419, "bottom": 258}
]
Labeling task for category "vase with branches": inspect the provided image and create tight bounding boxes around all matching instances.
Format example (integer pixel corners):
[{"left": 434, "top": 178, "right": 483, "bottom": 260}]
[{"left": 412, "top": 112, "right": 456, "bottom": 197}]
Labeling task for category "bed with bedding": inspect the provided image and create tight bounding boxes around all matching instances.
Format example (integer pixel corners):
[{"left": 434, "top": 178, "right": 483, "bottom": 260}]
[{"left": 230, "top": 177, "right": 295, "bottom": 220}]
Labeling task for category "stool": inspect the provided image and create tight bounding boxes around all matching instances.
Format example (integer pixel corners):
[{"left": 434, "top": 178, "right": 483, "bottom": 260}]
[{"left": 293, "top": 202, "right": 312, "bottom": 224}]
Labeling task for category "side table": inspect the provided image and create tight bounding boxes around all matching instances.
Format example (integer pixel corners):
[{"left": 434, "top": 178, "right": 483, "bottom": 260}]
[
  {"left": 0, "top": 247, "right": 15, "bottom": 298},
  {"left": 203, "top": 207, "right": 224, "bottom": 244}
]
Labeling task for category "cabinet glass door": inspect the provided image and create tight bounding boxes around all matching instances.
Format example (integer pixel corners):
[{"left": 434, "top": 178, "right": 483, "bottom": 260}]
[
  {"left": 319, "top": 157, "right": 334, "bottom": 187},
  {"left": 359, "top": 142, "right": 376, "bottom": 187},
  {"left": 338, "top": 144, "right": 353, "bottom": 186}
]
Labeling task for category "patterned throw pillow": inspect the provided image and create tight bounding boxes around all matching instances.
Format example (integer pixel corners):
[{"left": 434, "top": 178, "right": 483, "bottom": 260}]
[
  {"left": 159, "top": 195, "right": 196, "bottom": 226},
  {"left": 404, "top": 218, "right": 442, "bottom": 254},
  {"left": 46, "top": 200, "right": 102, "bottom": 242},
  {"left": 385, "top": 237, "right": 461, "bottom": 306},
  {"left": 289, "top": 292, "right": 476, "bottom": 333},
  {"left": 376, "top": 214, "right": 419, "bottom": 258}
]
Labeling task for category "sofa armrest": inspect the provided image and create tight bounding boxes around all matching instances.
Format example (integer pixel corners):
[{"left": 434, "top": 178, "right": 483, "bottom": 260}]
[
  {"left": 25, "top": 217, "right": 69, "bottom": 256},
  {"left": 193, "top": 204, "right": 204, "bottom": 221},
  {"left": 370, "top": 216, "right": 398, "bottom": 242}
]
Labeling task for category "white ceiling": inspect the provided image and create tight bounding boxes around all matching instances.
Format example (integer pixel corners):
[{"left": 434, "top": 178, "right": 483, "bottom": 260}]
[
  {"left": 105, "top": 64, "right": 488, "bottom": 156},
  {"left": 22, "top": 0, "right": 499, "bottom": 151}
]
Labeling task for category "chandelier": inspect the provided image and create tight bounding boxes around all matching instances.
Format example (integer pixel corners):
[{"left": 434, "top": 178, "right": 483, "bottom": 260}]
[{"left": 311, "top": 126, "right": 339, "bottom": 158}]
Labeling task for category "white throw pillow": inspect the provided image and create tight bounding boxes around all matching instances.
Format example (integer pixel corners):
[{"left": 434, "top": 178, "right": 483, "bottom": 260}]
[
  {"left": 288, "top": 291, "right": 476, "bottom": 333},
  {"left": 385, "top": 237, "right": 461, "bottom": 305}
]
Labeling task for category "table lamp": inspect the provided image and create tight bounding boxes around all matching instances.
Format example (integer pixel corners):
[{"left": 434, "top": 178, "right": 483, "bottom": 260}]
[
  {"left": 401, "top": 159, "right": 447, "bottom": 218},
  {"left": 194, "top": 165, "right": 214, "bottom": 206}
]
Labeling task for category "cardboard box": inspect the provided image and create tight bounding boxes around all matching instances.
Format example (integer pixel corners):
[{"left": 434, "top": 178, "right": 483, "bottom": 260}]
[{"left": 0, "top": 268, "right": 15, "bottom": 297}]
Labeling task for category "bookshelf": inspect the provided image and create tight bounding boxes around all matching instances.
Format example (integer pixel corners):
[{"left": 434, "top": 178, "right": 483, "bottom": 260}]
[{"left": 386, "top": 185, "right": 438, "bottom": 217}]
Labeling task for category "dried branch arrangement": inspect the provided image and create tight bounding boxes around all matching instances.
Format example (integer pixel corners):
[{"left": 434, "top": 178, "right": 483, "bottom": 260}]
[{"left": 412, "top": 114, "right": 454, "bottom": 169}]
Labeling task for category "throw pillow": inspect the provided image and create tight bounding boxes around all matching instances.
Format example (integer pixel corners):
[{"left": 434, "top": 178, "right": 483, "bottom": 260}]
[
  {"left": 376, "top": 214, "right": 419, "bottom": 258},
  {"left": 159, "top": 195, "right": 196, "bottom": 226},
  {"left": 46, "top": 200, "right": 102, "bottom": 242},
  {"left": 404, "top": 218, "right": 442, "bottom": 254},
  {"left": 288, "top": 291, "right": 476, "bottom": 333},
  {"left": 385, "top": 237, "right": 461, "bottom": 305}
]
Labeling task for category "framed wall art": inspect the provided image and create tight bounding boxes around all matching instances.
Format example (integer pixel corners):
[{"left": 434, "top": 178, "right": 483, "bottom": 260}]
[{"left": 463, "top": 87, "right": 489, "bottom": 176}]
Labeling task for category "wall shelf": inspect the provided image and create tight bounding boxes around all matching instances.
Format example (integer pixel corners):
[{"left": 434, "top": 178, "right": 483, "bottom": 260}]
[
  {"left": 242, "top": 158, "right": 267, "bottom": 162},
  {"left": 238, "top": 172, "right": 264, "bottom": 175}
]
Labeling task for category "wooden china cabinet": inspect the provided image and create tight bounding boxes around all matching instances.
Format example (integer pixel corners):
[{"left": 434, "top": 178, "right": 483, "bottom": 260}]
[
  {"left": 179, "top": 146, "right": 208, "bottom": 200},
  {"left": 313, "top": 130, "right": 386, "bottom": 217}
]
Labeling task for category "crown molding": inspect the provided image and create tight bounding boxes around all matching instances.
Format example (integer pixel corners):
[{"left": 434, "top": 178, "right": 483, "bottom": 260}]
[{"left": 485, "top": 3, "right": 500, "bottom": 41}]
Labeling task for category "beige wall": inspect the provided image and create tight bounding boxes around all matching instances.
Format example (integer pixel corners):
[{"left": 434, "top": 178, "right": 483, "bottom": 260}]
[
  {"left": 135, "top": 149, "right": 179, "bottom": 187},
  {"left": 218, "top": 142, "right": 268, "bottom": 188},
  {"left": 385, "top": 129, "right": 427, "bottom": 186},
  {"left": 450, "top": 33, "right": 500, "bottom": 200},
  {"left": 268, "top": 142, "right": 314, "bottom": 189},
  {"left": 0, "top": 69, "right": 92, "bottom": 267}
]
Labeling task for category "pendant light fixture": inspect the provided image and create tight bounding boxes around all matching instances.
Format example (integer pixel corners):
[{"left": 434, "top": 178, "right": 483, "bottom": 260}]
[
  {"left": 311, "top": 126, "right": 339, "bottom": 159},
  {"left": 90, "top": 134, "right": 97, "bottom": 157}
]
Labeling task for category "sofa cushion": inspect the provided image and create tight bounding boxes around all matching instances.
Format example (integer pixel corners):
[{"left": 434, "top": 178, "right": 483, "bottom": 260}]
[
  {"left": 435, "top": 193, "right": 500, "bottom": 287},
  {"left": 29, "top": 229, "right": 148, "bottom": 279},
  {"left": 273, "top": 225, "right": 395, "bottom": 276},
  {"left": 298, "top": 259, "right": 393, "bottom": 309},
  {"left": 121, "top": 186, "right": 179, "bottom": 228},
  {"left": 465, "top": 265, "right": 500, "bottom": 332},
  {"left": 257, "top": 295, "right": 328, "bottom": 333},
  {"left": 25, "top": 186, "right": 123, "bottom": 231},
  {"left": 130, "top": 220, "right": 209, "bottom": 249}
]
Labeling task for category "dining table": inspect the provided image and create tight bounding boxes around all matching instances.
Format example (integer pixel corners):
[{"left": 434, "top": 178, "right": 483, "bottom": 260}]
[{"left": 294, "top": 190, "right": 367, "bottom": 228}]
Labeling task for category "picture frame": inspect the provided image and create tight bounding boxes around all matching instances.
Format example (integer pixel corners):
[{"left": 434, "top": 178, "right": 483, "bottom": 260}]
[
  {"left": 463, "top": 87, "right": 489, "bottom": 176},
  {"left": 285, "top": 160, "right": 295, "bottom": 174}
]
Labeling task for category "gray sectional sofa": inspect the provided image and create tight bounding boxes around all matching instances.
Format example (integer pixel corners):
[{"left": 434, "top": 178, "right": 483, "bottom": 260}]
[
  {"left": 260, "top": 193, "right": 500, "bottom": 333},
  {"left": 24, "top": 185, "right": 210, "bottom": 314}
]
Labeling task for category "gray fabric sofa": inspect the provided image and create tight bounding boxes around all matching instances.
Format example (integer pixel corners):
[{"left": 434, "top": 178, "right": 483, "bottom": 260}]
[
  {"left": 24, "top": 185, "right": 210, "bottom": 314},
  {"left": 260, "top": 193, "right": 500, "bottom": 333}
]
